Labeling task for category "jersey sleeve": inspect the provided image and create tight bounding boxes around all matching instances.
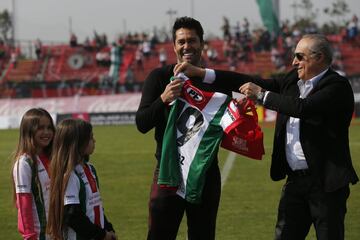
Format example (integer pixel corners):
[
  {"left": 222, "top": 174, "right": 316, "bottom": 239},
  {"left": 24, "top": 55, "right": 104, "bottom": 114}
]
[
  {"left": 13, "top": 156, "right": 33, "bottom": 194},
  {"left": 64, "top": 172, "right": 81, "bottom": 205},
  {"left": 16, "top": 193, "right": 37, "bottom": 240},
  {"left": 135, "top": 67, "right": 170, "bottom": 133}
]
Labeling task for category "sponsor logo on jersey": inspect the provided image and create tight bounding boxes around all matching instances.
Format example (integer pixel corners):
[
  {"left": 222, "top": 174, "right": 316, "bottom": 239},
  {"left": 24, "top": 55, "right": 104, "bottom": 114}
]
[
  {"left": 17, "top": 184, "right": 28, "bottom": 189},
  {"left": 65, "top": 195, "right": 76, "bottom": 199},
  {"left": 185, "top": 86, "right": 204, "bottom": 103}
]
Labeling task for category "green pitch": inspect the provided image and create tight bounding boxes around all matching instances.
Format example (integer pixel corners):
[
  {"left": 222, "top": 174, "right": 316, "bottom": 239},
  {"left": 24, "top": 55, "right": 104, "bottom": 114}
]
[{"left": 1, "top": 122, "right": 359, "bottom": 239}]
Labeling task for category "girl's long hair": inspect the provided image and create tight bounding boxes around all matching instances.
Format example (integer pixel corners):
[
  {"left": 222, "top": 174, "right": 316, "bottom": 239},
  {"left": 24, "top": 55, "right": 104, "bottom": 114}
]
[
  {"left": 47, "top": 118, "right": 92, "bottom": 240},
  {"left": 11, "top": 108, "right": 55, "bottom": 204}
]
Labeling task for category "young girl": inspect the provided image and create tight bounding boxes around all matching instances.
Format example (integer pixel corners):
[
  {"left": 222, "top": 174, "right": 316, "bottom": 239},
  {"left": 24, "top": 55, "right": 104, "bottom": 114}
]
[
  {"left": 12, "top": 108, "right": 55, "bottom": 240},
  {"left": 47, "top": 119, "right": 117, "bottom": 240}
]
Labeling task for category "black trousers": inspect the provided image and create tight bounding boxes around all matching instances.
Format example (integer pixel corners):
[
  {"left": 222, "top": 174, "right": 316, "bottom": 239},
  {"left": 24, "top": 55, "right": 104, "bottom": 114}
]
[
  {"left": 147, "top": 162, "right": 221, "bottom": 240},
  {"left": 274, "top": 174, "right": 350, "bottom": 240}
]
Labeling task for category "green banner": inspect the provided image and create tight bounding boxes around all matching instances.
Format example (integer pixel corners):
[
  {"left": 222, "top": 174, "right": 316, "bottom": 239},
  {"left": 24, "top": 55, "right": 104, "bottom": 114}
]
[{"left": 256, "top": 0, "right": 280, "bottom": 34}]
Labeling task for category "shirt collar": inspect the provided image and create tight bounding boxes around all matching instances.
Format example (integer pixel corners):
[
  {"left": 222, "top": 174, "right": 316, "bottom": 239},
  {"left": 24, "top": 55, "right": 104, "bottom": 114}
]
[{"left": 297, "top": 68, "right": 329, "bottom": 88}]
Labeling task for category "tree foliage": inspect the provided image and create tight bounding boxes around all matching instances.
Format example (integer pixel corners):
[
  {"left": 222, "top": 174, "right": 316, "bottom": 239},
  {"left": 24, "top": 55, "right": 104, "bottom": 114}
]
[
  {"left": 322, "top": 0, "right": 350, "bottom": 33},
  {"left": 289, "top": 0, "right": 351, "bottom": 34},
  {"left": 324, "top": 0, "right": 350, "bottom": 20},
  {"left": 291, "top": 0, "right": 319, "bottom": 31},
  {"left": 0, "top": 9, "right": 12, "bottom": 43}
]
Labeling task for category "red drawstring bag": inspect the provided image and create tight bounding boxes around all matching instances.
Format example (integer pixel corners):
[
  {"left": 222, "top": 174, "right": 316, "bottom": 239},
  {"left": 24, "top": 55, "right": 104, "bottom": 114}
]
[{"left": 221, "top": 98, "right": 265, "bottom": 160}]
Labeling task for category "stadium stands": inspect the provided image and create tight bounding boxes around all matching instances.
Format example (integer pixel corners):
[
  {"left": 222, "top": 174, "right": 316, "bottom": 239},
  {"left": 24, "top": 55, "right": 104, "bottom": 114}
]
[
  {"left": 1, "top": 36, "right": 360, "bottom": 99},
  {"left": 339, "top": 43, "right": 360, "bottom": 76}
]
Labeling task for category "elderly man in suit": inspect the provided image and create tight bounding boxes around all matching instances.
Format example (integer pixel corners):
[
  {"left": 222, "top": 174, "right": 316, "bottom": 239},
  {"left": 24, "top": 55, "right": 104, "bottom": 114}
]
[{"left": 239, "top": 33, "right": 358, "bottom": 240}]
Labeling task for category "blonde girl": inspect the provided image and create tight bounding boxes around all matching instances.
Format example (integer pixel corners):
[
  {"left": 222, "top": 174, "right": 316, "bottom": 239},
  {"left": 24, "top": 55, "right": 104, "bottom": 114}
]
[
  {"left": 12, "top": 108, "right": 55, "bottom": 240},
  {"left": 47, "top": 119, "right": 116, "bottom": 240}
]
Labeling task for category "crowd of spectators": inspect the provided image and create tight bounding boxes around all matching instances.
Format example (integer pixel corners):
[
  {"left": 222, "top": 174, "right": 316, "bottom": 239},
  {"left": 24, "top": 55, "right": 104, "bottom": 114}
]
[
  {"left": 0, "top": 14, "right": 359, "bottom": 98},
  {"left": 216, "top": 14, "right": 359, "bottom": 72}
]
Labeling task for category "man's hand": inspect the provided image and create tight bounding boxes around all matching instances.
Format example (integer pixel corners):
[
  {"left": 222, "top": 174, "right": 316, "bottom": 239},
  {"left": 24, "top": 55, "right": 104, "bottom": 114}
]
[
  {"left": 239, "top": 82, "right": 263, "bottom": 101},
  {"left": 173, "top": 62, "right": 206, "bottom": 78},
  {"left": 161, "top": 78, "right": 184, "bottom": 104}
]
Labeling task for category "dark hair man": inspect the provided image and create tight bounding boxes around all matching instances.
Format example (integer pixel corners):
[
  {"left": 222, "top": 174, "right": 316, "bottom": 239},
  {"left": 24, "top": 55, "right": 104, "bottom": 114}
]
[{"left": 136, "top": 16, "right": 247, "bottom": 240}]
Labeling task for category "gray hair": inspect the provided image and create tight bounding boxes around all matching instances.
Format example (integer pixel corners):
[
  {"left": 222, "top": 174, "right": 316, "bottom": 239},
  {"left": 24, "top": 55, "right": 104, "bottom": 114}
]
[{"left": 301, "top": 34, "right": 333, "bottom": 65}]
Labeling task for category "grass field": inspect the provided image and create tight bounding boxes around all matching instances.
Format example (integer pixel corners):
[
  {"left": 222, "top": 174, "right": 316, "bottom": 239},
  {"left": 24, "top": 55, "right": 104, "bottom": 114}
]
[{"left": 1, "top": 121, "right": 359, "bottom": 239}]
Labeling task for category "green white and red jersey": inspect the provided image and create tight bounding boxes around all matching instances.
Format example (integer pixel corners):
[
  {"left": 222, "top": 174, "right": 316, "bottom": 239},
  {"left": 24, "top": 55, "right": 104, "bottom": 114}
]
[
  {"left": 64, "top": 162, "right": 105, "bottom": 240},
  {"left": 158, "top": 80, "right": 239, "bottom": 203},
  {"left": 13, "top": 153, "right": 51, "bottom": 240}
]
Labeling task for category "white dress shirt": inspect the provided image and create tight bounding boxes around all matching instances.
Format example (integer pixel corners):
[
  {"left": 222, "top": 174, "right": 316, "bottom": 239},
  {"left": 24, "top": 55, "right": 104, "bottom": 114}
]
[{"left": 285, "top": 69, "right": 328, "bottom": 170}]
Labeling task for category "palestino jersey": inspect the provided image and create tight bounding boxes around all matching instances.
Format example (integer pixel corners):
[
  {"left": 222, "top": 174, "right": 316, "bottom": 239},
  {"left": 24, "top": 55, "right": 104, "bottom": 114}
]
[
  {"left": 64, "top": 162, "right": 105, "bottom": 240},
  {"left": 158, "top": 79, "right": 235, "bottom": 204},
  {"left": 13, "top": 154, "right": 51, "bottom": 240}
]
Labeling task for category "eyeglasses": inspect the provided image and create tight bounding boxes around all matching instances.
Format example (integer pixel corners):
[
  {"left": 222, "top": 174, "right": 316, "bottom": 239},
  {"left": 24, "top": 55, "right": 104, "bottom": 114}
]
[
  {"left": 294, "top": 52, "right": 306, "bottom": 61},
  {"left": 294, "top": 52, "right": 320, "bottom": 61}
]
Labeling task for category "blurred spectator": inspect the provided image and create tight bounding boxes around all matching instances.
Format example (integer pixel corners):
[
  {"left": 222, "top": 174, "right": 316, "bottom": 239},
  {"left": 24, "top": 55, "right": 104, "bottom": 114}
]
[
  {"left": 240, "top": 32, "right": 252, "bottom": 62},
  {"left": 110, "top": 42, "right": 123, "bottom": 67},
  {"left": 101, "top": 33, "right": 108, "bottom": 48},
  {"left": 0, "top": 39, "right": 5, "bottom": 59},
  {"left": 0, "top": 39, "right": 6, "bottom": 74},
  {"left": 70, "top": 33, "right": 78, "bottom": 47},
  {"left": 253, "top": 29, "right": 263, "bottom": 52},
  {"left": 332, "top": 45, "right": 345, "bottom": 76},
  {"left": 206, "top": 46, "right": 218, "bottom": 63},
  {"left": 142, "top": 37, "right": 152, "bottom": 59},
  {"left": 283, "top": 35, "right": 295, "bottom": 65},
  {"left": 135, "top": 45, "right": 144, "bottom": 71},
  {"left": 221, "top": 16, "right": 231, "bottom": 40},
  {"left": 96, "top": 51, "right": 110, "bottom": 67},
  {"left": 243, "top": 17, "right": 250, "bottom": 36},
  {"left": 93, "top": 31, "right": 103, "bottom": 49},
  {"left": 234, "top": 21, "right": 241, "bottom": 41},
  {"left": 150, "top": 30, "right": 159, "bottom": 47},
  {"left": 271, "top": 47, "right": 286, "bottom": 72},
  {"left": 347, "top": 14, "right": 358, "bottom": 44},
  {"left": 222, "top": 39, "right": 230, "bottom": 59},
  {"left": 107, "top": 42, "right": 123, "bottom": 93},
  {"left": 260, "top": 30, "right": 271, "bottom": 51},
  {"left": 292, "top": 26, "right": 302, "bottom": 43},
  {"left": 124, "top": 65, "right": 136, "bottom": 92},
  {"left": 228, "top": 39, "right": 238, "bottom": 71},
  {"left": 34, "top": 38, "right": 42, "bottom": 60},
  {"left": 83, "top": 37, "right": 93, "bottom": 51},
  {"left": 10, "top": 48, "right": 18, "bottom": 68},
  {"left": 159, "top": 47, "right": 167, "bottom": 67}
]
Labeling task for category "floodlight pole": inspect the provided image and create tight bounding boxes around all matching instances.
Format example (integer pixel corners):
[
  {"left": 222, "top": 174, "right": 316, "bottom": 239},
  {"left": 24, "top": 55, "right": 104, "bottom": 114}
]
[
  {"left": 69, "top": 16, "right": 73, "bottom": 35},
  {"left": 190, "top": 0, "right": 194, "bottom": 17},
  {"left": 166, "top": 8, "right": 177, "bottom": 33}
]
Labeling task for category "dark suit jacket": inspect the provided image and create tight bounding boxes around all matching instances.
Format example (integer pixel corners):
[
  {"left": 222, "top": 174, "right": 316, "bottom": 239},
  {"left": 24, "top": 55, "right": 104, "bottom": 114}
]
[{"left": 215, "top": 68, "right": 358, "bottom": 192}]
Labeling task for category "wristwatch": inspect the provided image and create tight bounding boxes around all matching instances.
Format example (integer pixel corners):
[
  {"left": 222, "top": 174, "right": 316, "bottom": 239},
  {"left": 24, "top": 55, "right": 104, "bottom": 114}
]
[{"left": 256, "top": 90, "right": 265, "bottom": 103}]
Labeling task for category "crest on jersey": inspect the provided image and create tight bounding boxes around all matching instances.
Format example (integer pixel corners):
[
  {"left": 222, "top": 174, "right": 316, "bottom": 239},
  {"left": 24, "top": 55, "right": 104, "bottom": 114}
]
[{"left": 185, "top": 85, "right": 204, "bottom": 104}]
